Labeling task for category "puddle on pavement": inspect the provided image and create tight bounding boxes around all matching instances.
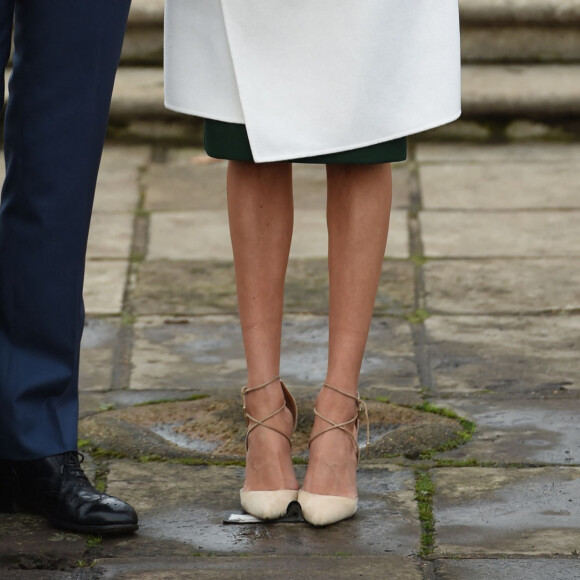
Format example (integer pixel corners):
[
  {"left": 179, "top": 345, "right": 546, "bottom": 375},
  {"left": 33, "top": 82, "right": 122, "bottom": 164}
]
[
  {"left": 437, "top": 400, "right": 580, "bottom": 465},
  {"left": 150, "top": 423, "right": 220, "bottom": 453},
  {"left": 129, "top": 465, "right": 420, "bottom": 556}
]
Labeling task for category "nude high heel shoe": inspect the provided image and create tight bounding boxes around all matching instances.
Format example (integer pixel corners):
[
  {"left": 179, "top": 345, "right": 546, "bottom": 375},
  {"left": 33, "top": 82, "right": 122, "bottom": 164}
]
[
  {"left": 298, "top": 383, "right": 369, "bottom": 527},
  {"left": 239, "top": 376, "right": 299, "bottom": 520}
]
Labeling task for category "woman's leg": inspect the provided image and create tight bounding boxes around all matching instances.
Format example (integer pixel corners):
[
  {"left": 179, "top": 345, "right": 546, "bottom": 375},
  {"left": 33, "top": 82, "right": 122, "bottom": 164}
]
[
  {"left": 303, "top": 163, "right": 393, "bottom": 498},
  {"left": 227, "top": 161, "right": 299, "bottom": 492}
]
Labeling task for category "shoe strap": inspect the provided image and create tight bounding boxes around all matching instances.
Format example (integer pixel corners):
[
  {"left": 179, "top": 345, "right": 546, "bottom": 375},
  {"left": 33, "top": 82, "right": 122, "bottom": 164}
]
[
  {"left": 308, "top": 383, "right": 370, "bottom": 461},
  {"left": 241, "top": 376, "right": 294, "bottom": 451},
  {"left": 241, "top": 375, "right": 281, "bottom": 397},
  {"left": 322, "top": 384, "right": 370, "bottom": 451}
]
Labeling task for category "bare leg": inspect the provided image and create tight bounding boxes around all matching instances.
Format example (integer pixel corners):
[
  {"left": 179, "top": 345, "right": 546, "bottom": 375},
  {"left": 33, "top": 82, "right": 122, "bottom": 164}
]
[
  {"left": 302, "top": 163, "right": 393, "bottom": 498},
  {"left": 227, "top": 161, "right": 299, "bottom": 492}
]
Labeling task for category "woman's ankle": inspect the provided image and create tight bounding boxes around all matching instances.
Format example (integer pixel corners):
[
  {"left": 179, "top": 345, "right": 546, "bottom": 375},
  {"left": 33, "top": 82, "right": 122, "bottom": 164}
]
[
  {"left": 314, "top": 385, "right": 359, "bottom": 424},
  {"left": 243, "top": 378, "right": 286, "bottom": 417}
]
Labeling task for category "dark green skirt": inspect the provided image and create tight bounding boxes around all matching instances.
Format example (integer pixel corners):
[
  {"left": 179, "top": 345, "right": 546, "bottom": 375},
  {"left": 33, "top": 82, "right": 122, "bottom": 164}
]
[{"left": 204, "top": 119, "right": 407, "bottom": 164}]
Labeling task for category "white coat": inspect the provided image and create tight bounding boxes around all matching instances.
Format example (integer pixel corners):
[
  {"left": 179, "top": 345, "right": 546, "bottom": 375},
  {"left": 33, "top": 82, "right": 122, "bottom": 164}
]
[{"left": 164, "top": 0, "right": 461, "bottom": 163}]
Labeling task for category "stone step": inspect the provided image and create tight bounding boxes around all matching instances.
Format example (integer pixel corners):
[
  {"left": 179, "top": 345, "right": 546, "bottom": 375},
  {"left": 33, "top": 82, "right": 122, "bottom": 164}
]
[
  {"left": 122, "top": 0, "right": 164, "bottom": 66},
  {"left": 461, "top": 0, "right": 580, "bottom": 63},
  {"left": 108, "top": 64, "right": 580, "bottom": 118},
  {"left": 122, "top": 0, "right": 580, "bottom": 65},
  {"left": 127, "top": 0, "right": 580, "bottom": 27},
  {"left": 460, "top": 0, "right": 580, "bottom": 23},
  {"left": 106, "top": 64, "right": 580, "bottom": 142}
]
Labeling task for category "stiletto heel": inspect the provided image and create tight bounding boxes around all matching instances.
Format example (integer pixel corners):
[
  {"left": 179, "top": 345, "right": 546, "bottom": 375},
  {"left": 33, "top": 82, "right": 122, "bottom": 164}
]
[
  {"left": 239, "top": 376, "right": 299, "bottom": 520},
  {"left": 298, "top": 383, "right": 369, "bottom": 527}
]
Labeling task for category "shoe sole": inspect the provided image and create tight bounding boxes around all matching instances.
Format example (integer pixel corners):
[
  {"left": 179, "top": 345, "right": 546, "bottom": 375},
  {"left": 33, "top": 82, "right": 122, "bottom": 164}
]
[{"left": 48, "top": 520, "right": 140, "bottom": 535}]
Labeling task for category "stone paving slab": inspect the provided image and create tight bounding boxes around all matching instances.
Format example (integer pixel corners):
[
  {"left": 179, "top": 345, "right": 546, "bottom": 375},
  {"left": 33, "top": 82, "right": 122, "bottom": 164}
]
[
  {"left": 79, "top": 393, "right": 113, "bottom": 418},
  {"left": 435, "top": 558, "right": 580, "bottom": 580},
  {"left": 100, "top": 386, "right": 423, "bottom": 414},
  {"left": 144, "top": 150, "right": 412, "bottom": 211},
  {"left": 79, "top": 318, "right": 120, "bottom": 393},
  {"left": 94, "top": 173, "right": 140, "bottom": 214},
  {"left": 147, "top": 210, "right": 409, "bottom": 260},
  {"left": 102, "top": 462, "right": 420, "bottom": 557},
  {"left": 420, "top": 162, "right": 580, "bottom": 209},
  {"left": 94, "top": 146, "right": 150, "bottom": 213},
  {"left": 129, "top": 315, "right": 418, "bottom": 396},
  {"left": 147, "top": 211, "right": 232, "bottom": 261},
  {"left": 416, "top": 143, "right": 580, "bottom": 163},
  {"left": 421, "top": 211, "right": 580, "bottom": 258},
  {"left": 144, "top": 152, "right": 227, "bottom": 212},
  {"left": 98, "top": 143, "right": 150, "bottom": 169},
  {"left": 432, "top": 467, "right": 580, "bottom": 556},
  {"left": 131, "top": 258, "right": 414, "bottom": 317},
  {"left": 132, "top": 260, "right": 238, "bottom": 315},
  {"left": 426, "top": 315, "right": 580, "bottom": 396},
  {"left": 0, "top": 573, "right": 76, "bottom": 579},
  {"left": 87, "top": 214, "right": 135, "bottom": 260},
  {"left": 0, "top": 513, "right": 86, "bottom": 570},
  {"left": 432, "top": 397, "right": 580, "bottom": 465},
  {"left": 95, "top": 555, "right": 423, "bottom": 580},
  {"left": 129, "top": 315, "right": 245, "bottom": 394},
  {"left": 98, "top": 389, "right": 210, "bottom": 409},
  {"left": 84, "top": 260, "right": 129, "bottom": 315},
  {"left": 292, "top": 163, "right": 412, "bottom": 210},
  {"left": 424, "top": 258, "right": 580, "bottom": 314}
]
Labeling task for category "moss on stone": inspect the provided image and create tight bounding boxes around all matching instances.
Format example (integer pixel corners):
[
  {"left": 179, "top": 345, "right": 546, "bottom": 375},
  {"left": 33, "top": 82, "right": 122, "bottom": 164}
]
[{"left": 414, "top": 469, "right": 436, "bottom": 558}]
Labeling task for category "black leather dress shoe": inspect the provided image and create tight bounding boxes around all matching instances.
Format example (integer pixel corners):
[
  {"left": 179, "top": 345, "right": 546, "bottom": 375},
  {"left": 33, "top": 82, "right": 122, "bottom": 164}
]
[{"left": 0, "top": 451, "right": 139, "bottom": 534}]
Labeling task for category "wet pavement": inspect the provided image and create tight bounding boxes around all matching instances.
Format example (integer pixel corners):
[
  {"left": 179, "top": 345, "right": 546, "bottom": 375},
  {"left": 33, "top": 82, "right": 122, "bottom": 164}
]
[{"left": 1, "top": 142, "right": 580, "bottom": 578}]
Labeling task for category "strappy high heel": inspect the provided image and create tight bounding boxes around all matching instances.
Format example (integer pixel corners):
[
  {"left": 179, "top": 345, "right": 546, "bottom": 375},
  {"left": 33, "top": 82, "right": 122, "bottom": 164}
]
[
  {"left": 298, "top": 383, "right": 369, "bottom": 527},
  {"left": 239, "top": 375, "right": 299, "bottom": 520}
]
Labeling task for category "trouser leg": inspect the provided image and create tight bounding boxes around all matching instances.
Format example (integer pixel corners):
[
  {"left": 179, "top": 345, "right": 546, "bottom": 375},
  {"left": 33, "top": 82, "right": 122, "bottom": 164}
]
[
  {"left": 0, "top": 0, "right": 131, "bottom": 460},
  {"left": 0, "top": 0, "right": 14, "bottom": 101}
]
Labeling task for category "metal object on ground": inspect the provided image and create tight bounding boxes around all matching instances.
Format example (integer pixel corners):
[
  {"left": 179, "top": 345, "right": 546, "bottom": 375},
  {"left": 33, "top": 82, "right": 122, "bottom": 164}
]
[{"left": 223, "top": 501, "right": 304, "bottom": 524}]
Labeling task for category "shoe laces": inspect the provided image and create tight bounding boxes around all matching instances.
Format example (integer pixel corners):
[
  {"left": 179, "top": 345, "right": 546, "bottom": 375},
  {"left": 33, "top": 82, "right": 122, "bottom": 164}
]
[{"left": 61, "top": 451, "right": 91, "bottom": 486}]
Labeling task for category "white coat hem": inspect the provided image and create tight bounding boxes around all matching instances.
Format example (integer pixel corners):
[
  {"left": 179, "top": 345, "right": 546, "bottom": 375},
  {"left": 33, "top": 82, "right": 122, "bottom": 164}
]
[
  {"left": 250, "top": 110, "right": 462, "bottom": 163},
  {"left": 164, "top": 101, "right": 245, "bottom": 125},
  {"left": 164, "top": 102, "right": 461, "bottom": 164}
]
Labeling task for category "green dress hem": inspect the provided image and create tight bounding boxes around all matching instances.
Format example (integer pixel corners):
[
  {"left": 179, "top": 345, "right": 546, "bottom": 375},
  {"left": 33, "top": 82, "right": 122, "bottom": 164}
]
[{"left": 204, "top": 119, "right": 407, "bottom": 164}]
